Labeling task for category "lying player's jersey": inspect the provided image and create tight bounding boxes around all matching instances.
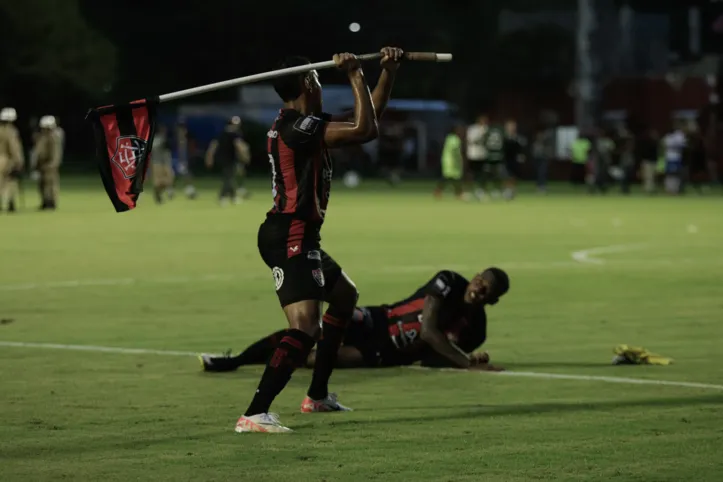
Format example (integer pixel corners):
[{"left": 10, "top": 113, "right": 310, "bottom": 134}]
[{"left": 380, "top": 270, "right": 487, "bottom": 362}]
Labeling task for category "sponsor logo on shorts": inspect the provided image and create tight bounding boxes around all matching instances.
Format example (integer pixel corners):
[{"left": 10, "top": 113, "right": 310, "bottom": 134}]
[
  {"left": 312, "top": 268, "right": 325, "bottom": 287},
  {"left": 272, "top": 267, "right": 284, "bottom": 291},
  {"left": 307, "top": 250, "right": 321, "bottom": 261}
]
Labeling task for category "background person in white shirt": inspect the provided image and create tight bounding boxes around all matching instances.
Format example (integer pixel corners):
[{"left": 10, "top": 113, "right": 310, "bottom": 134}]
[
  {"left": 466, "top": 114, "right": 489, "bottom": 200},
  {"left": 662, "top": 120, "right": 687, "bottom": 194}
]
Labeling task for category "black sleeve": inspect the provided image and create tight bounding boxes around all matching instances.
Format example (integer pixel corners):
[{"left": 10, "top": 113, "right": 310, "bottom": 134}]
[
  {"left": 280, "top": 112, "right": 331, "bottom": 150},
  {"left": 455, "top": 321, "right": 486, "bottom": 354},
  {"left": 424, "top": 271, "right": 466, "bottom": 300}
]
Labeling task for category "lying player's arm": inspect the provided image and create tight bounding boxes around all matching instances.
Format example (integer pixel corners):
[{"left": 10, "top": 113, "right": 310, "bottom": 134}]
[
  {"left": 204, "top": 140, "right": 218, "bottom": 168},
  {"left": 324, "top": 54, "right": 378, "bottom": 148},
  {"left": 333, "top": 47, "right": 402, "bottom": 123},
  {"left": 419, "top": 295, "right": 472, "bottom": 369}
]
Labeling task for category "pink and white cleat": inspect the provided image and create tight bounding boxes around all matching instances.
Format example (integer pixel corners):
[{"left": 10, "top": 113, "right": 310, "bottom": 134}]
[
  {"left": 300, "top": 393, "right": 353, "bottom": 413},
  {"left": 234, "top": 413, "right": 293, "bottom": 433}
]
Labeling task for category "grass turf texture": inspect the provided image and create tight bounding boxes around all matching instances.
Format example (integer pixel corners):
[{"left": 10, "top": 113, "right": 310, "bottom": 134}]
[{"left": 1, "top": 178, "right": 723, "bottom": 481}]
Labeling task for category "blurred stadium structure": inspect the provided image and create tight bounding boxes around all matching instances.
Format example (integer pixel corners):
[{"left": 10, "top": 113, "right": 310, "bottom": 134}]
[{"left": 1, "top": 0, "right": 722, "bottom": 181}]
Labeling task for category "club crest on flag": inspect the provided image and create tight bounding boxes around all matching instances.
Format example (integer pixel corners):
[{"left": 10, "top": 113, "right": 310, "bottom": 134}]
[{"left": 111, "top": 135, "right": 148, "bottom": 179}]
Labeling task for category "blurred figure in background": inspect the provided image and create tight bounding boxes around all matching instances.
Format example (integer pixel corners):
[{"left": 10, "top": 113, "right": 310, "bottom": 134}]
[
  {"left": 533, "top": 126, "right": 555, "bottom": 193},
  {"left": 378, "top": 122, "right": 404, "bottom": 186},
  {"left": 618, "top": 131, "right": 635, "bottom": 195},
  {"left": 638, "top": 128, "right": 660, "bottom": 194},
  {"left": 205, "top": 116, "right": 250, "bottom": 206},
  {"left": 502, "top": 119, "right": 525, "bottom": 200},
  {"left": 662, "top": 120, "right": 687, "bottom": 195},
  {"left": 466, "top": 114, "right": 489, "bottom": 200},
  {"left": 171, "top": 121, "right": 197, "bottom": 200},
  {"left": 569, "top": 132, "right": 591, "bottom": 187},
  {"left": 434, "top": 124, "right": 465, "bottom": 199},
  {"left": 30, "top": 116, "right": 63, "bottom": 210},
  {"left": 686, "top": 125, "right": 707, "bottom": 194},
  {"left": 480, "top": 119, "right": 506, "bottom": 199},
  {"left": 587, "top": 128, "right": 613, "bottom": 194},
  {"left": 151, "top": 124, "right": 174, "bottom": 204},
  {"left": 0, "top": 107, "right": 25, "bottom": 213}
]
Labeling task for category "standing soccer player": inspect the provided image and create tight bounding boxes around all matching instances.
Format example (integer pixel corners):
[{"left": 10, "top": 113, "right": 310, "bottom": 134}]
[{"left": 235, "top": 48, "right": 403, "bottom": 434}]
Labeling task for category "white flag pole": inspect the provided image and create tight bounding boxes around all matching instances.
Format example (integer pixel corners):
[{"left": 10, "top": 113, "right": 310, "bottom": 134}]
[{"left": 158, "top": 52, "right": 452, "bottom": 104}]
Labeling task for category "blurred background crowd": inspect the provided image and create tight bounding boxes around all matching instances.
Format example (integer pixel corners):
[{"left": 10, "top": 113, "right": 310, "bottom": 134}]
[{"left": 1, "top": 0, "right": 723, "bottom": 211}]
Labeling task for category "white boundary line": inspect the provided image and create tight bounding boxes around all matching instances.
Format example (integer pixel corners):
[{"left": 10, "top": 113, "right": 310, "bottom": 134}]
[
  {"left": 406, "top": 366, "right": 723, "bottom": 391},
  {"left": 0, "top": 341, "right": 200, "bottom": 357},
  {"left": 570, "top": 244, "right": 647, "bottom": 265},
  {"left": 2, "top": 340, "right": 722, "bottom": 391},
  {"left": 0, "top": 261, "right": 579, "bottom": 293}
]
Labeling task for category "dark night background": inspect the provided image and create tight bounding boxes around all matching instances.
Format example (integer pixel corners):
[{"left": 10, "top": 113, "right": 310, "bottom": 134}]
[{"left": 1, "top": 0, "right": 721, "bottom": 164}]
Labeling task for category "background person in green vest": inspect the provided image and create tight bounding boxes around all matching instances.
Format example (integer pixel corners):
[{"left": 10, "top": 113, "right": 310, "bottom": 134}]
[
  {"left": 570, "top": 134, "right": 591, "bottom": 185},
  {"left": 434, "top": 125, "right": 465, "bottom": 199}
]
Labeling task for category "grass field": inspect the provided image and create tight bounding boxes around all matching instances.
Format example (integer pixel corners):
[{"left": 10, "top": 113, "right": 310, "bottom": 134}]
[{"left": 2, "top": 178, "right": 723, "bottom": 482}]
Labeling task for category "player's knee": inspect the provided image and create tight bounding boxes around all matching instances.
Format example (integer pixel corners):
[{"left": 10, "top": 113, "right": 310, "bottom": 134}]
[
  {"left": 285, "top": 303, "right": 322, "bottom": 339},
  {"left": 331, "top": 281, "right": 358, "bottom": 315}
]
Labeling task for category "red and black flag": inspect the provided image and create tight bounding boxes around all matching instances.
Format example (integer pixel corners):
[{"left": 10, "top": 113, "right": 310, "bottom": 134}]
[{"left": 85, "top": 98, "right": 158, "bottom": 212}]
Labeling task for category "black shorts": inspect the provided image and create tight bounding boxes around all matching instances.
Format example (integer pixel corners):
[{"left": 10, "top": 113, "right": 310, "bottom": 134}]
[
  {"left": 343, "top": 306, "right": 419, "bottom": 367},
  {"left": 258, "top": 217, "right": 343, "bottom": 307}
]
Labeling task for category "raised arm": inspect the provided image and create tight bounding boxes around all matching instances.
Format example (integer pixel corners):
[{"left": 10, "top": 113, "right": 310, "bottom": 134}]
[
  {"left": 324, "top": 53, "right": 378, "bottom": 148},
  {"left": 332, "top": 47, "right": 402, "bottom": 123}
]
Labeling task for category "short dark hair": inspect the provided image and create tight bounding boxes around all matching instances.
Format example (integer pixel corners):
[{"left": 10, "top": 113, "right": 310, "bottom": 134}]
[
  {"left": 272, "top": 56, "right": 312, "bottom": 102},
  {"left": 482, "top": 267, "right": 510, "bottom": 304}
]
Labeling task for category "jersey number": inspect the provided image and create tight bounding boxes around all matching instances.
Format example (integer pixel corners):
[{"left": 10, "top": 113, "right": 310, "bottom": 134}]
[{"left": 268, "top": 154, "right": 278, "bottom": 202}]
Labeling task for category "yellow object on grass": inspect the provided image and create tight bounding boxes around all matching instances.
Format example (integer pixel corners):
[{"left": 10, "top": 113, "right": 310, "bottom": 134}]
[{"left": 612, "top": 344, "right": 673, "bottom": 366}]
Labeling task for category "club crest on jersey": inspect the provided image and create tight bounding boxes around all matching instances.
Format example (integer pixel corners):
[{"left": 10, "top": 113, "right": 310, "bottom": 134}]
[
  {"left": 293, "top": 115, "right": 321, "bottom": 135},
  {"left": 311, "top": 268, "right": 325, "bottom": 287},
  {"left": 307, "top": 250, "right": 321, "bottom": 261},
  {"left": 272, "top": 267, "right": 284, "bottom": 291},
  {"left": 111, "top": 135, "right": 148, "bottom": 179}
]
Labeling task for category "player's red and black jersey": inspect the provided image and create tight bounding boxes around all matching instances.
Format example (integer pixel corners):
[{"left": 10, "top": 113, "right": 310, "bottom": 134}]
[
  {"left": 344, "top": 271, "right": 487, "bottom": 366},
  {"left": 262, "top": 109, "right": 333, "bottom": 254}
]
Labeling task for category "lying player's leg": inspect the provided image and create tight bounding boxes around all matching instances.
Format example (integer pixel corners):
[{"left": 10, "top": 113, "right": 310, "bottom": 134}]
[
  {"left": 302, "top": 253, "right": 357, "bottom": 413},
  {"left": 200, "top": 329, "right": 286, "bottom": 372},
  {"left": 202, "top": 307, "right": 374, "bottom": 372},
  {"left": 304, "top": 345, "right": 369, "bottom": 369}
]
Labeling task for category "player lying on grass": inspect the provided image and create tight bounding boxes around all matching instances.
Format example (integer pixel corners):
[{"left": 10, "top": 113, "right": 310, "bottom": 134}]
[{"left": 201, "top": 268, "right": 509, "bottom": 372}]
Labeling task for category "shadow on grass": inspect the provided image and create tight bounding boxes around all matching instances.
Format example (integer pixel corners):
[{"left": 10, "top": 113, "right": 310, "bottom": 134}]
[
  {"left": 3, "top": 394, "right": 720, "bottom": 457},
  {"left": 319, "top": 393, "right": 723, "bottom": 428}
]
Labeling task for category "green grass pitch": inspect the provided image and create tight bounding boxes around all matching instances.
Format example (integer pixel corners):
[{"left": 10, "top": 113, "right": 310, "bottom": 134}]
[{"left": 1, "top": 178, "right": 723, "bottom": 481}]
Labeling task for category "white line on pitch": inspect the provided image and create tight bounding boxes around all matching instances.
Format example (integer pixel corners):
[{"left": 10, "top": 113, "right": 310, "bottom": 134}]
[
  {"left": 0, "top": 261, "right": 578, "bottom": 292},
  {"left": 406, "top": 366, "right": 723, "bottom": 391},
  {"left": 0, "top": 341, "right": 201, "bottom": 357},
  {"left": 570, "top": 243, "right": 647, "bottom": 265},
  {"left": 1, "top": 340, "right": 722, "bottom": 391}
]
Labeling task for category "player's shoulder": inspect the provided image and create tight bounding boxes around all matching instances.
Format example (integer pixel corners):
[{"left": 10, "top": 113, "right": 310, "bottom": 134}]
[
  {"left": 427, "top": 270, "right": 468, "bottom": 298},
  {"left": 275, "top": 110, "right": 331, "bottom": 145}
]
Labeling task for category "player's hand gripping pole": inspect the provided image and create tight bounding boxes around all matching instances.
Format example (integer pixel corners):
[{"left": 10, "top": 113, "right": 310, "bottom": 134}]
[{"left": 158, "top": 52, "right": 453, "bottom": 103}]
